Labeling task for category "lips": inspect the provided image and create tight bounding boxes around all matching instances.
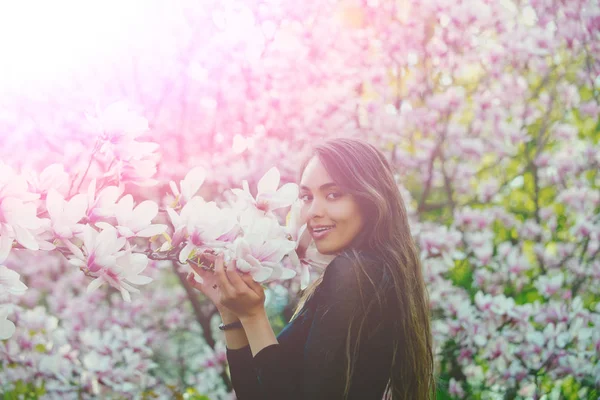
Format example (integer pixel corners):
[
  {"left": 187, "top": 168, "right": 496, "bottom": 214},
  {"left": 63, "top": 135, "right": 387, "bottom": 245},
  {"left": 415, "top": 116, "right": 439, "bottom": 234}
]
[
  {"left": 310, "top": 225, "right": 335, "bottom": 240},
  {"left": 311, "top": 225, "right": 335, "bottom": 232}
]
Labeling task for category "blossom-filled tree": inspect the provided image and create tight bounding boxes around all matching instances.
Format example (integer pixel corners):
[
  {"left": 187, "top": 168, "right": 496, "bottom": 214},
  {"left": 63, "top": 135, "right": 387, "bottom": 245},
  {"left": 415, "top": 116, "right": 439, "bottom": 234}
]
[{"left": 0, "top": 0, "right": 598, "bottom": 398}]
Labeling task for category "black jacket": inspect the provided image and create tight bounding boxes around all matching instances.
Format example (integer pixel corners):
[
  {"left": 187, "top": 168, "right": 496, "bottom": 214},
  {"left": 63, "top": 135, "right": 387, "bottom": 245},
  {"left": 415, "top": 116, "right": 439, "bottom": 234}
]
[{"left": 226, "top": 252, "right": 394, "bottom": 400}]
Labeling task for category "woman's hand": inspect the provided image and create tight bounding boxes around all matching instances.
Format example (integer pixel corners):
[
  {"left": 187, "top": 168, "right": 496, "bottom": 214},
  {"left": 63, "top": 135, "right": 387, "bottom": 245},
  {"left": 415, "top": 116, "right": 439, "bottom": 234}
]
[
  {"left": 186, "top": 253, "right": 266, "bottom": 320},
  {"left": 186, "top": 253, "right": 231, "bottom": 316}
]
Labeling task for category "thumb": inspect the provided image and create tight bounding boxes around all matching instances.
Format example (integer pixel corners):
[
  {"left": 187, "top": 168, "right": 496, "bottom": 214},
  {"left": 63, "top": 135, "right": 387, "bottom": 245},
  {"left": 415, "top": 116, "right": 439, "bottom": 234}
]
[{"left": 186, "top": 272, "right": 207, "bottom": 293}]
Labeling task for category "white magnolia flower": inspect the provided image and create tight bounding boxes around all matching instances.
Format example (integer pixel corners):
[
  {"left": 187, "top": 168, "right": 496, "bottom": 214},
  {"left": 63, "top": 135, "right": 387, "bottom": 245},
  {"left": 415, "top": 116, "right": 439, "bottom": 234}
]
[
  {"left": 0, "top": 168, "right": 43, "bottom": 262},
  {"left": 167, "top": 197, "right": 240, "bottom": 263},
  {"left": 0, "top": 265, "right": 28, "bottom": 295},
  {"left": 86, "top": 179, "right": 124, "bottom": 223},
  {"left": 25, "top": 163, "right": 70, "bottom": 197},
  {"left": 96, "top": 194, "right": 167, "bottom": 239},
  {"left": 232, "top": 236, "right": 296, "bottom": 283},
  {"left": 230, "top": 210, "right": 298, "bottom": 283},
  {"left": 46, "top": 189, "right": 88, "bottom": 258}
]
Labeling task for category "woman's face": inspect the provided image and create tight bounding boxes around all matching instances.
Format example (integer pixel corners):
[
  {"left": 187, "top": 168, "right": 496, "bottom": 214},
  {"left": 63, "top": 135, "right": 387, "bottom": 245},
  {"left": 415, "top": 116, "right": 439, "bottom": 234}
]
[{"left": 299, "top": 156, "right": 364, "bottom": 255}]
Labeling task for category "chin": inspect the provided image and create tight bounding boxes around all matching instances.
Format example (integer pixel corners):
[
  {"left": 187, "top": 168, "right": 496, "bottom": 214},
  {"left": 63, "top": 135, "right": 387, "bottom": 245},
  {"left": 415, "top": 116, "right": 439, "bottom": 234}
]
[{"left": 315, "top": 243, "right": 342, "bottom": 255}]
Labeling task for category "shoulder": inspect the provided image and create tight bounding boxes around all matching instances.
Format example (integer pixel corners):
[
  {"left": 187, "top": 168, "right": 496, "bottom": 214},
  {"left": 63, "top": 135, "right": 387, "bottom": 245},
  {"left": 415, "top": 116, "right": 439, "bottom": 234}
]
[{"left": 322, "top": 250, "right": 384, "bottom": 290}]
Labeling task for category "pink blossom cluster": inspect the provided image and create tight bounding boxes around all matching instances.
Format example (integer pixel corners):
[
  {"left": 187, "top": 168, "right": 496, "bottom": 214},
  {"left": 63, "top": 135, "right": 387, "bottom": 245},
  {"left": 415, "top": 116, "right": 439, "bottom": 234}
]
[{"left": 0, "top": 0, "right": 598, "bottom": 397}]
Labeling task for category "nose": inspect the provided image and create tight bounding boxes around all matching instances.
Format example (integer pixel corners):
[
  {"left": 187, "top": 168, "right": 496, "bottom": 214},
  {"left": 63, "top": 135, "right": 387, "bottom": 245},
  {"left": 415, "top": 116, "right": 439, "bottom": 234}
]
[{"left": 306, "top": 196, "right": 325, "bottom": 220}]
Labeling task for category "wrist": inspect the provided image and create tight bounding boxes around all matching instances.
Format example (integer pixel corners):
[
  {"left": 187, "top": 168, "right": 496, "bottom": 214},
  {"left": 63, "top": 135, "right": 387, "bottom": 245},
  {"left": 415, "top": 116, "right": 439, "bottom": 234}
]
[
  {"left": 219, "top": 311, "right": 240, "bottom": 324},
  {"left": 239, "top": 309, "right": 268, "bottom": 325}
]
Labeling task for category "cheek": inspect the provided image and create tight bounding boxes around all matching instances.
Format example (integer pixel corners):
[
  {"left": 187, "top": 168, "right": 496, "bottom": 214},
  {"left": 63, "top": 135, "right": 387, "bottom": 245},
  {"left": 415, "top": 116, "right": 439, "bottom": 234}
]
[
  {"left": 331, "top": 200, "right": 361, "bottom": 222},
  {"left": 299, "top": 205, "right": 308, "bottom": 223}
]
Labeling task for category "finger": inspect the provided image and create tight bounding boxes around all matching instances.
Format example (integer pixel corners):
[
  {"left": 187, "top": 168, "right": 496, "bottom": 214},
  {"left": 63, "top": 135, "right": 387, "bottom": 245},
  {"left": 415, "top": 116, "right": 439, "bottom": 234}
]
[
  {"left": 214, "top": 253, "right": 235, "bottom": 295},
  {"left": 186, "top": 272, "right": 206, "bottom": 293},
  {"left": 239, "top": 273, "right": 265, "bottom": 297},
  {"left": 189, "top": 261, "right": 210, "bottom": 277},
  {"left": 199, "top": 252, "right": 217, "bottom": 266},
  {"left": 225, "top": 260, "right": 250, "bottom": 292}
]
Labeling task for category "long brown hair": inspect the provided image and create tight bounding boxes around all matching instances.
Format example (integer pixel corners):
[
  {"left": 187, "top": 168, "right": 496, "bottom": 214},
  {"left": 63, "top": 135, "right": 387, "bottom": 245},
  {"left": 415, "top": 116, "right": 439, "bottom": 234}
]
[{"left": 291, "top": 137, "right": 436, "bottom": 400}]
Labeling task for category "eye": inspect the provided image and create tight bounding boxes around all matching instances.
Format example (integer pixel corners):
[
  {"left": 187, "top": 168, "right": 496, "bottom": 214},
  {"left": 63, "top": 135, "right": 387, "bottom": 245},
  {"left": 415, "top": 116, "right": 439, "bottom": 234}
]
[
  {"left": 327, "top": 192, "right": 342, "bottom": 200},
  {"left": 299, "top": 194, "right": 312, "bottom": 202}
]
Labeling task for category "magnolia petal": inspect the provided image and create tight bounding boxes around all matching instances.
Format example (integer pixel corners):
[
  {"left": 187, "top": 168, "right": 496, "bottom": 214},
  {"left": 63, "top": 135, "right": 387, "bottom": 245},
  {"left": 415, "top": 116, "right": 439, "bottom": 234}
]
[
  {"left": 68, "top": 258, "right": 85, "bottom": 267},
  {"left": 95, "top": 227, "right": 118, "bottom": 254},
  {"left": 169, "top": 180, "right": 180, "bottom": 197},
  {"left": 115, "top": 195, "right": 135, "bottom": 223},
  {"left": 95, "top": 222, "right": 113, "bottom": 231},
  {"left": 37, "top": 240, "right": 56, "bottom": 251},
  {"left": 137, "top": 224, "right": 168, "bottom": 237},
  {"left": 63, "top": 239, "right": 84, "bottom": 260},
  {"left": 127, "top": 253, "right": 149, "bottom": 273},
  {"left": 46, "top": 189, "right": 64, "bottom": 221},
  {"left": 236, "top": 258, "right": 254, "bottom": 273},
  {"left": 264, "top": 264, "right": 296, "bottom": 281},
  {"left": 87, "top": 277, "right": 105, "bottom": 293},
  {"left": 251, "top": 266, "right": 273, "bottom": 283},
  {"left": 166, "top": 207, "right": 182, "bottom": 229},
  {"left": 14, "top": 225, "right": 39, "bottom": 251},
  {"left": 117, "top": 225, "right": 135, "bottom": 238},
  {"left": 120, "top": 288, "right": 132, "bottom": 302},
  {"left": 66, "top": 194, "right": 88, "bottom": 224},
  {"left": 268, "top": 183, "right": 299, "bottom": 210},
  {"left": 0, "top": 318, "right": 16, "bottom": 340},
  {"left": 216, "top": 224, "right": 241, "bottom": 242},
  {"left": 257, "top": 239, "right": 296, "bottom": 263},
  {"left": 179, "top": 242, "right": 195, "bottom": 263},
  {"left": 257, "top": 167, "right": 280, "bottom": 196},
  {"left": 159, "top": 241, "right": 171, "bottom": 252},
  {"left": 287, "top": 251, "right": 301, "bottom": 269},
  {"left": 98, "top": 185, "right": 123, "bottom": 208},
  {"left": 131, "top": 200, "right": 159, "bottom": 227},
  {"left": 0, "top": 234, "right": 13, "bottom": 264},
  {"left": 126, "top": 275, "right": 153, "bottom": 285},
  {"left": 0, "top": 265, "right": 28, "bottom": 294},
  {"left": 242, "top": 180, "right": 251, "bottom": 195},
  {"left": 235, "top": 238, "right": 252, "bottom": 259},
  {"left": 279, "top": 267, "right": 297, "bottom": 280},
  {"left": 300, "top": 264, "right": 310, "bottom": 290},
  {"left": 182, "top": 166, "right": 206, "bottom": 200}
]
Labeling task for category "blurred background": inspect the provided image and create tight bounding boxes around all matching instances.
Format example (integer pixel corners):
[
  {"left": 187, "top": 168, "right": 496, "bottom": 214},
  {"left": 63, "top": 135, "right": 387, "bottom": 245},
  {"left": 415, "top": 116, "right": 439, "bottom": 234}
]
[{"left": 0, "top": 0, "right": 598, "bottom": 399}]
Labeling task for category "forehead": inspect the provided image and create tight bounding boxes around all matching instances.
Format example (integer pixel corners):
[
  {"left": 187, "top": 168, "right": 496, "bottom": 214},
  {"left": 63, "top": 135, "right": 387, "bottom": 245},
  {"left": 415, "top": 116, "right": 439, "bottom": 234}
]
[{"left": 299, "top": 156, "right": 334, "bottom": 189}]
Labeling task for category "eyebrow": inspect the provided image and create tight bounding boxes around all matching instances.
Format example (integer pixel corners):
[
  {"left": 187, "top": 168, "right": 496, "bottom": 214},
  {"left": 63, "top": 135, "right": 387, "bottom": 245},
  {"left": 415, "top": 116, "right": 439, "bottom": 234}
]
[{"left": 299, "top": 182, "right": 338, "bottom": 191}]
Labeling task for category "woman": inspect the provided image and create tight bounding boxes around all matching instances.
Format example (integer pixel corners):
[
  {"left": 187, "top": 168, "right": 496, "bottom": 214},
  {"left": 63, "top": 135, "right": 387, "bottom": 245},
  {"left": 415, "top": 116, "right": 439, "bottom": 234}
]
[{"left": 187, "top": 138, "right": 436, "bottom": 399}]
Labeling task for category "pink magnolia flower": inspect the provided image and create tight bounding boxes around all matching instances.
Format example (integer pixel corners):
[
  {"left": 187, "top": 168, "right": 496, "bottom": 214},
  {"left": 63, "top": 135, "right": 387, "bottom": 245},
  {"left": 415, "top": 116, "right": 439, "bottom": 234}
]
[
  {"left": 68, "top": 225, "right": 153, "bottom": 302},
  {"left": 168, "top": 166, "right": 206, "bottom": 208},
  {"left": 231, "top": 166, "right": 299, "bottom": 214}
]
